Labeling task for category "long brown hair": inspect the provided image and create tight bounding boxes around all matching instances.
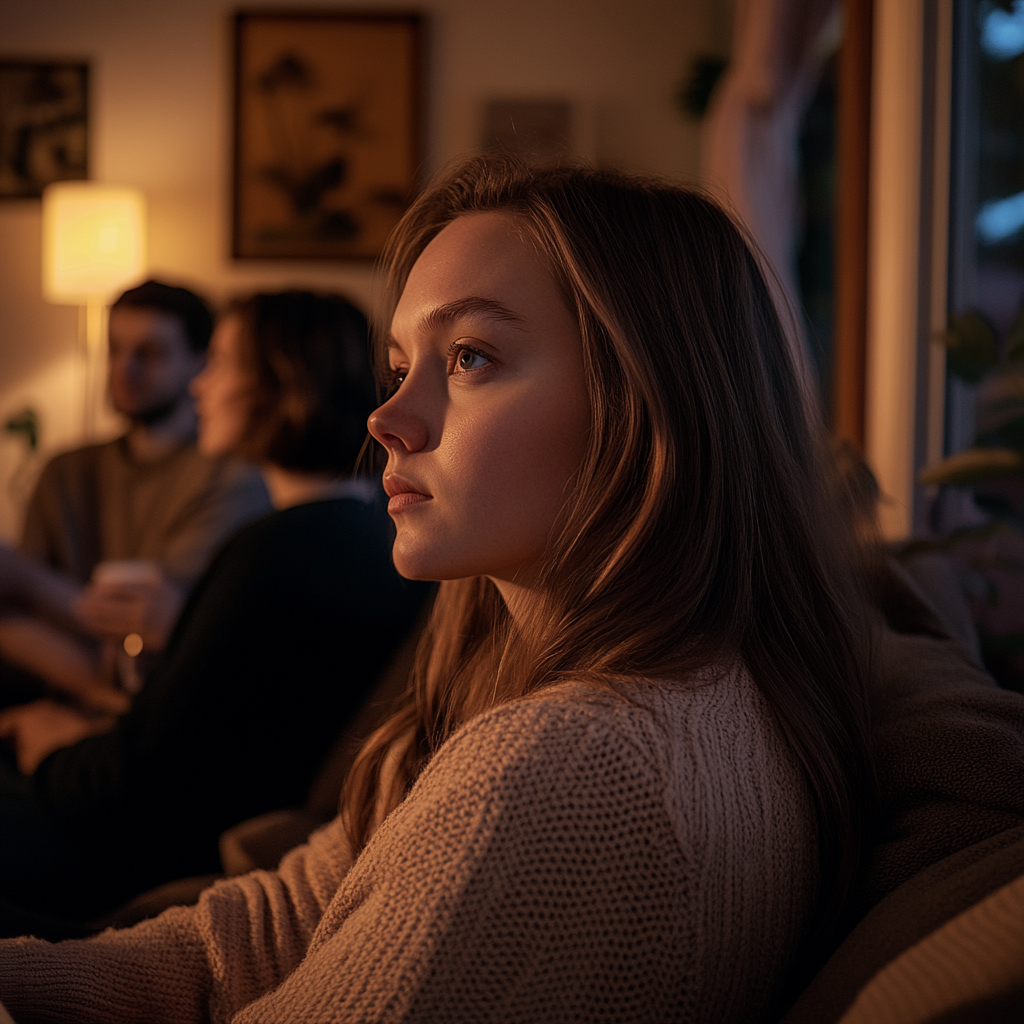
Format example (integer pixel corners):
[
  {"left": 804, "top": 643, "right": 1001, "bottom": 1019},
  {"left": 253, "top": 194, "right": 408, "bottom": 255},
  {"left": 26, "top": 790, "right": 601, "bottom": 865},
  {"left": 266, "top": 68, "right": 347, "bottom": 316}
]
[{"left": 343, "top": 155, "right": 874, "bottom": 933}]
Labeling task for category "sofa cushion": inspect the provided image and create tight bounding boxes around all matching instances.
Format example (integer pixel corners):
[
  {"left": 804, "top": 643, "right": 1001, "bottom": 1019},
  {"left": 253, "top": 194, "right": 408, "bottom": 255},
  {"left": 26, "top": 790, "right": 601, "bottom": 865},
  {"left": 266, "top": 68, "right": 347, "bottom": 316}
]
[{"left": 781, "top": 825, "right": 1024, "bottom": 1024}]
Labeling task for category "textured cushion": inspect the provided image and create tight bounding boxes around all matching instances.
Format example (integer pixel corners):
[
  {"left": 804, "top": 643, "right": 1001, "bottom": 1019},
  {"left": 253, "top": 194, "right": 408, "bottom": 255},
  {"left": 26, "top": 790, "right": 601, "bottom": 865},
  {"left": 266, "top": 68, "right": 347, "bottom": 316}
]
[
  {"left": 781, "top": 826, "right": 1024, "bottom": 1024},
  {"left": 837, "top": 869, "right": 1024, "bottom": 1023}
]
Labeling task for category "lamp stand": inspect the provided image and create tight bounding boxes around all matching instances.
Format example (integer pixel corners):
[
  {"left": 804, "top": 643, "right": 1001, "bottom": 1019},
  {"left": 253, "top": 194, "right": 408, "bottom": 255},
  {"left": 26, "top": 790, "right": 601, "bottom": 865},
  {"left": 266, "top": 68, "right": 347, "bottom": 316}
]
[{"left": 79, "top": 297, "right": 106, "bottom": 439}]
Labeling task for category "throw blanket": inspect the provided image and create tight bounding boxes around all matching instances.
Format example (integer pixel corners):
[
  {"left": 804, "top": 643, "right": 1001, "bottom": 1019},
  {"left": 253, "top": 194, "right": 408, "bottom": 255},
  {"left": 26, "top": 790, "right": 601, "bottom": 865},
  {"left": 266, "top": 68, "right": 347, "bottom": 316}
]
[{"left": 859, "top": 561, "right": 1024, "bottom": 912}]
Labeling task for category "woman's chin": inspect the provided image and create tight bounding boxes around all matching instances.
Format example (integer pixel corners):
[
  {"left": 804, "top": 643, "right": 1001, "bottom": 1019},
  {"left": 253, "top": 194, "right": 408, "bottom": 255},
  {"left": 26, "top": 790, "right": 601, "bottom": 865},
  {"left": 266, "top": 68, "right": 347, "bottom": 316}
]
[
  {"left": 196, "top": 437, "right": 219, "bottom": 458},
  {"left": 391, "top": 556, "right": 443, "bottom": 583},
  {"left": 391, "top": 546, "right": 464, "bottom": 584},
  {"left": 196, "top": 430, "right": 233, "bottom": 460}
]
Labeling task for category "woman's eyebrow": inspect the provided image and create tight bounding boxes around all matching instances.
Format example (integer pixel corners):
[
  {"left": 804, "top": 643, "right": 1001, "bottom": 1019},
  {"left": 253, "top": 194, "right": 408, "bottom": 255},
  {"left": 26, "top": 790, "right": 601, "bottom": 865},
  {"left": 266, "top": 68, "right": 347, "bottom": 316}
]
[{"left": 419, "top": 297, "right": 528, "bottom": 333}]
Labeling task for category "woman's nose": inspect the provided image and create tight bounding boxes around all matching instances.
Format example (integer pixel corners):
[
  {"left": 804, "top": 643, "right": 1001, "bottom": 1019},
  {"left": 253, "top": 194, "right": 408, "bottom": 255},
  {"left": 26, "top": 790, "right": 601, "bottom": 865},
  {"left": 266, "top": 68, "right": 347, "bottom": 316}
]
[{"left": 368, "top": 390, "right": 429, "bottom": 453}]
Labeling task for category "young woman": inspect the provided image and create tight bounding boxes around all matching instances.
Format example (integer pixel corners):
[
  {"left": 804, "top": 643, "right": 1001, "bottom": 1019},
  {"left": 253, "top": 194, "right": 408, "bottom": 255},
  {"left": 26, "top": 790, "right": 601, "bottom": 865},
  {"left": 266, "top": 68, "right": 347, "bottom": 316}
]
[
  {"left": 0, "top": 291, "right": 427, "bottom": 939},
  {"left": 0, "top": 160, "right": 873, "bottom": 1022}
]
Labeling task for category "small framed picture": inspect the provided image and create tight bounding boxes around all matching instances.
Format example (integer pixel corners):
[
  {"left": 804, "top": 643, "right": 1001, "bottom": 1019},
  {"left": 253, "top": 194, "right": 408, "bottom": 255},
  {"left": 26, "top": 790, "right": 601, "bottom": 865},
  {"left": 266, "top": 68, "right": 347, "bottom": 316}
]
[
  {"left": 0, "top": 60, "right": 88, "bottom": 199},
  {"left": 232, "top": 11, "right": 423, "bottom": 260}
]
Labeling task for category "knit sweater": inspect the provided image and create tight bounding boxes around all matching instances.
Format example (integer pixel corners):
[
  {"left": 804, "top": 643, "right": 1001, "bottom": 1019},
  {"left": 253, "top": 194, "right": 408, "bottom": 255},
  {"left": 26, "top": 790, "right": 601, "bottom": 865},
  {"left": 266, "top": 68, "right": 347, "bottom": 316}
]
[{"left": 0, "top": 666, "right": 817, "bottom": 1024}]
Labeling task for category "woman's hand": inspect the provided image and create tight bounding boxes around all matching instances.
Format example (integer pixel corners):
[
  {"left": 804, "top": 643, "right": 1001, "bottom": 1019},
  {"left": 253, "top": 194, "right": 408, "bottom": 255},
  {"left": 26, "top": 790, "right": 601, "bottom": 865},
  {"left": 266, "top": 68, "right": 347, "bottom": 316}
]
[
  {"left": 0, "top": 615, "right": 130, "bottom": 713},
  {"left": 74, "top": 576, "right": 185, "bottom": 653},
  {"left": 0, "top": 699, "right": 117, "bottom": 775}
]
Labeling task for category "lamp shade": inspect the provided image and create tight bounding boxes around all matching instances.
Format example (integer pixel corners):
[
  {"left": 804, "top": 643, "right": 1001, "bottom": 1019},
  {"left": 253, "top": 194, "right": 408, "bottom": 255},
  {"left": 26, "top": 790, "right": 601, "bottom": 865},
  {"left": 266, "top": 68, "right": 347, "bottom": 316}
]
[{"left": 42, "top": 182, "right": 146, "bottom": 304}]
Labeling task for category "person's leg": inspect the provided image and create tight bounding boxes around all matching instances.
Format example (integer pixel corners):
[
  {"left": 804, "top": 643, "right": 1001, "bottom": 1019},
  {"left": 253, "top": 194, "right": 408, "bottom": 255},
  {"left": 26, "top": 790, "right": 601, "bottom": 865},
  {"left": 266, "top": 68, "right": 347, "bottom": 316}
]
[
  {"left": 0, "top": 756, "right": 130, "bottom": 938},
  {"left": 0, "top": 756, "right": 73, "bottom": 937}
]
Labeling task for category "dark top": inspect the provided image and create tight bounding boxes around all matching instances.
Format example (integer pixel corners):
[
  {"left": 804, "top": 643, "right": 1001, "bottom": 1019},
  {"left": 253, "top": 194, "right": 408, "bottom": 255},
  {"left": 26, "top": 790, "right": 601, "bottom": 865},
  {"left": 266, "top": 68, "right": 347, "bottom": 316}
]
[{"left": 0, "top": 497, "right": 428, "bottom": 928}]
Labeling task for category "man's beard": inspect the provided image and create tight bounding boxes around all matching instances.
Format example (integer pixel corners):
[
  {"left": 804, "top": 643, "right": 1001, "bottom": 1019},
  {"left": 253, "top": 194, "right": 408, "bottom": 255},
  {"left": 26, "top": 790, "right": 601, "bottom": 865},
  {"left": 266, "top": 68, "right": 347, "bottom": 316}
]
[{"left": 121, "top": 393, "right": 189, "bottom": 429}]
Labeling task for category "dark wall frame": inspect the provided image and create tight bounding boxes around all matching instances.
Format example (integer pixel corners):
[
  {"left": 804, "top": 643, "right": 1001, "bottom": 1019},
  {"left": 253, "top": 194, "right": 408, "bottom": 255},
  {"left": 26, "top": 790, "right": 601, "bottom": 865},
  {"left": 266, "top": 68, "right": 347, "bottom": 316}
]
[
  {"left": 231, "top": 10, "right": 424, "bottom": 261},
  {"left": 0, "top": 59, "right": 89, "bottom": 200}
]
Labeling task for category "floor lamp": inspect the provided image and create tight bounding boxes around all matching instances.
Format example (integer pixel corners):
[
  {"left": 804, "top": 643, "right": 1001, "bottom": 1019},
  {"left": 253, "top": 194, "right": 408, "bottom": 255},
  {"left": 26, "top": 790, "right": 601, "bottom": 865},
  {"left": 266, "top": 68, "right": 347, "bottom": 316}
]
[{"left": 42, "top": 183, "right": 146, "bottom": 439}]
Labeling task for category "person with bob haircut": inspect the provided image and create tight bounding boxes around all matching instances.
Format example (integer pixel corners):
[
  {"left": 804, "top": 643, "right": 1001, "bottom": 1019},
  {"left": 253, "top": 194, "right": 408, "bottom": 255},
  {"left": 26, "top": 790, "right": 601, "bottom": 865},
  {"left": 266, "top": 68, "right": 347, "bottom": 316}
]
[
  {"left": 0, "top": 279, "right": 271, "bottom": 715},
  {"left": 0, "top": 291, "right": 427, "bottom": 939},
  {"left": 0, "top": 159, "right": 874, "bottom": 1021}
]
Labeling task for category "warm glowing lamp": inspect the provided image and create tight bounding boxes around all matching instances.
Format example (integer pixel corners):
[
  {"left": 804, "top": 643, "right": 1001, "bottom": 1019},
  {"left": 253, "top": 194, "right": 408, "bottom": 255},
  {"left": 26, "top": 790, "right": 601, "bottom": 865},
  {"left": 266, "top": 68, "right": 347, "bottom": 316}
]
[{"left": 42, "top": 182, "right": 146, "bottom": 436}]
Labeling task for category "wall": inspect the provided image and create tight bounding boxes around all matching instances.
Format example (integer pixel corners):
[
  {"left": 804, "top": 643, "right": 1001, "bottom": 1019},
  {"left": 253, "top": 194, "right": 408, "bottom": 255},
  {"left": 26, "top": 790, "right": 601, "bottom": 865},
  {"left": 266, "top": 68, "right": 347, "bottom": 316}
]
[{"left": 0, "top": 0, "right": 726, "bottom": 539}]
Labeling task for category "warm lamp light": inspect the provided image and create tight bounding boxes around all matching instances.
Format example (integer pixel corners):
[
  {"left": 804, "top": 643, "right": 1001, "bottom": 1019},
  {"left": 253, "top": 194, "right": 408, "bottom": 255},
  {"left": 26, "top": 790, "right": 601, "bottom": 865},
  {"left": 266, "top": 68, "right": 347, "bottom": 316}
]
[
  {"left": 41, "top": 182, "right": 147, "bottom": 437},
  {"left": 43, "top": 183, "right": 145, "bottom": 303}
]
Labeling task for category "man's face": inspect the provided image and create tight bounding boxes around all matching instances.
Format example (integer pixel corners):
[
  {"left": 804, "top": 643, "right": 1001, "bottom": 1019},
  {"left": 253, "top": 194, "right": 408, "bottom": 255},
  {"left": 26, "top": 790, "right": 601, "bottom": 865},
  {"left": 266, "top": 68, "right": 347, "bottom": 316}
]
[{"left": 107, "top": 307, "right": 205, "bottom": 424}]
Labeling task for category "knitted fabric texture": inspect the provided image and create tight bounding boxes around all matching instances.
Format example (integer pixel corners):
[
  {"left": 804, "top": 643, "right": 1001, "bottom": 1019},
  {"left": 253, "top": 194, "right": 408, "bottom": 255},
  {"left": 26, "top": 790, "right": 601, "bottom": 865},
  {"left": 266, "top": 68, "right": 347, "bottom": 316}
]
[{"left": 0, "top": 666, "right": 816, "bottom": 1023}]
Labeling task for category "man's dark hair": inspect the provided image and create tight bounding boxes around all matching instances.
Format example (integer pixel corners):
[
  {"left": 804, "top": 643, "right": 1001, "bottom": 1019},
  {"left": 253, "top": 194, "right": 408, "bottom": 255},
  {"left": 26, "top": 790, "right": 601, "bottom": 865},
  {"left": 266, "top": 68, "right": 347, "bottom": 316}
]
[
  {"left": 111, "top": 279, "right": 214, "bottom": 353},
  {"left": 232, "top": 290, "right": 376, "bottom": 476}
]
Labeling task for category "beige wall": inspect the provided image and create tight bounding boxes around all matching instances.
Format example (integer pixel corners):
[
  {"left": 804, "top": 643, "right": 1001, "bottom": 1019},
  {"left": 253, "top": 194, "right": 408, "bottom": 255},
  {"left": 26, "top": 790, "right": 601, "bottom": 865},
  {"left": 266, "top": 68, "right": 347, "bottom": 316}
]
[{"left": 0, "top": 0, "right": 724, "bottom": 539}]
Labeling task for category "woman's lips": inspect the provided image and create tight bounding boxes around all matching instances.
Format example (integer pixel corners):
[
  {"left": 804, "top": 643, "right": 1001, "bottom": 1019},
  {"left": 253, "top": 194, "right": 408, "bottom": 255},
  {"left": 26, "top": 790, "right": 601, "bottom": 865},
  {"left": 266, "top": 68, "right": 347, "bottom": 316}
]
[
  {"left": 384, "top": 474, "right": 431, "bottom": 513},
  {"left": 387, "top": 490, "right": 431, "bottom": 513}
]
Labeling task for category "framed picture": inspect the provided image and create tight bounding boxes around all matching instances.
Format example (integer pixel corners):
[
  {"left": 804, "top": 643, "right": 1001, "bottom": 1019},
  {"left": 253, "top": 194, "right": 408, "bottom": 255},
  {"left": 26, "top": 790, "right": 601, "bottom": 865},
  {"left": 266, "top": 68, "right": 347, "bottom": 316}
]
[
  {"left": 0, "top": 60, "right": 88, "bottom": 199},
  {"left": 232, "top": 11, "right": 422, "bottom": 260}
]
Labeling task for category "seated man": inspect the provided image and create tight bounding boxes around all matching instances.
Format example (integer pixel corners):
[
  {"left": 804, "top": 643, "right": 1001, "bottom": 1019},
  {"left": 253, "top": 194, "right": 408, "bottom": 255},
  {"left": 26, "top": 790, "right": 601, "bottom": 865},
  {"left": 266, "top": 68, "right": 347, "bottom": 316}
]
[{"left": 0, "top": 280, "right": 271, "bottom": 711}]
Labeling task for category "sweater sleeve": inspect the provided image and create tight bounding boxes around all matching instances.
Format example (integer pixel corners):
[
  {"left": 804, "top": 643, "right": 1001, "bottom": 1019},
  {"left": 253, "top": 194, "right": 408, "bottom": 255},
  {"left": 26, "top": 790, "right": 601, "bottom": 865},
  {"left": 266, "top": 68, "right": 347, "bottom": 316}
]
[
  {"left": 0, "top": 813, "right": 354, "bottom": 1024},
  {"left": 233, "top": 696, "right": 693, "bottom": 1024},
  {"left": 3, "top": 695, "right": 691, "bottom": 1024},
  {"left": 17, "top": 449, "right": 100, "bottom": 582}
]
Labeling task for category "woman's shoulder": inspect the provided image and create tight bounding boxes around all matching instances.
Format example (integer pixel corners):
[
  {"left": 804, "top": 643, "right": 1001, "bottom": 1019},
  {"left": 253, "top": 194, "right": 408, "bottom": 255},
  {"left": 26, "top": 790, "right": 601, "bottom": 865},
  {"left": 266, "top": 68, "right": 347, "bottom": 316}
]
[
  {"left": 430, "top": 661, "right": 789, "bottom": 797},
  {"left": 402, "top": 663, "right": 815, "bottom": 922},
  {"left": 526, "top": 662, "right": 775, "bottom": 748},
  {"left": 205, "top": 496, "right": 389, "bottom": 571}
]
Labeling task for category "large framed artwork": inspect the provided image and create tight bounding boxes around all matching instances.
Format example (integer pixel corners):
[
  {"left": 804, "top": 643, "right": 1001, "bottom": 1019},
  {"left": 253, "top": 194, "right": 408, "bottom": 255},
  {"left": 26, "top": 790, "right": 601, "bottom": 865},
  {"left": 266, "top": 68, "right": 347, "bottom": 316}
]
[
  {"left": 0, "top": 60, "right": 88, "bottom": 199},
  {"left": 232, "top": 11, "right": 422, "bottom": 260}
]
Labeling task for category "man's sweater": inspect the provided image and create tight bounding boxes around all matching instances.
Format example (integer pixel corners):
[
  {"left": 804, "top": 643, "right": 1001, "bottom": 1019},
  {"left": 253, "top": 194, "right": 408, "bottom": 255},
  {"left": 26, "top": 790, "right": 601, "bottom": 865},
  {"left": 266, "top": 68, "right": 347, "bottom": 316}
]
[{"left": 0, "top": 666, "right": 817, "bottom": 1023}]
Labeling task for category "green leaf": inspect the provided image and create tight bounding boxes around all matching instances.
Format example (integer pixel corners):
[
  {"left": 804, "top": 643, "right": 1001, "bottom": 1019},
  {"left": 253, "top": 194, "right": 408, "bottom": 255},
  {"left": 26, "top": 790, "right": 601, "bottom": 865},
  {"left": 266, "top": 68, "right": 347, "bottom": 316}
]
[
  {"left": 3, "top": 408, "right": 37, "bottom": 451},
  {"left": 942, "top": 311, "right": 1000, "bottom": 383},
  {"left": 918, "top": 446, "right": 1023, "bottom": 485}
]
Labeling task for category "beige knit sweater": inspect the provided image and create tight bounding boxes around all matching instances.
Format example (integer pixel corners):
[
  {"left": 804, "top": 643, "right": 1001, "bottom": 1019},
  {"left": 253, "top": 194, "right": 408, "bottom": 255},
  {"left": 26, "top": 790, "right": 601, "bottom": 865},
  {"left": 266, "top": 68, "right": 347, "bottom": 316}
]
[{"left": 1, "top": 666, "right": 816, "bottom": 1023}]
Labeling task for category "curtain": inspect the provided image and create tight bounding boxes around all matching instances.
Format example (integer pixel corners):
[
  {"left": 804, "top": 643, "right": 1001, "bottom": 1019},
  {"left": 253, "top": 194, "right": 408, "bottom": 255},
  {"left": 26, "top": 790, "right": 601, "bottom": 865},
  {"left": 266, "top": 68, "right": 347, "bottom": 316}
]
[{"left": 702, "top": 0, "right": 841, "bottom": 397}]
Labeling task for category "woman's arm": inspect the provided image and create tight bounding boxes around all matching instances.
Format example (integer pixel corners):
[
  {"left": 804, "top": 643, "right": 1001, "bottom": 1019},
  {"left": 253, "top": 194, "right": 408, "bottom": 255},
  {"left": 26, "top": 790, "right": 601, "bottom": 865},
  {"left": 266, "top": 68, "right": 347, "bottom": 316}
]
[
  {"left": 0, "top": 543, "right": 82, "bottom": 629},
  {"left": 0, "top": 908, "right": 212, "bottom": 1024},
  {"left": 0, "top": 616, "right": 125, "bottom": 713},
  {"left": 0, "top": 814, "right": 355, "bottom": 1024},
  {"left": 1, "top": 697, "right": 663, "bottom": 1024},
  {"left": 4, "top": 687, "right": 783, "bottom": 1024},
  {"left": 0, "top": 700, "right": 117, "bottom": 775},
  {"left": 233, "top": 697, "right": 687, "bottom": 1024}
]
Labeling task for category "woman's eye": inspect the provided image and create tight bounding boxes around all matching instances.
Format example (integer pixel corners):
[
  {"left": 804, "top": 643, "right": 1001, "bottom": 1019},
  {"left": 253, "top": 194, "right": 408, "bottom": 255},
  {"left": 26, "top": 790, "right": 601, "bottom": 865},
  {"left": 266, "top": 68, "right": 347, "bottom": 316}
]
[
  {"left": 386, "top": 368, "right": 407, "bottom": 392},
  {"left": 452, "top": 347, "right": 490, "bottom": 373}
]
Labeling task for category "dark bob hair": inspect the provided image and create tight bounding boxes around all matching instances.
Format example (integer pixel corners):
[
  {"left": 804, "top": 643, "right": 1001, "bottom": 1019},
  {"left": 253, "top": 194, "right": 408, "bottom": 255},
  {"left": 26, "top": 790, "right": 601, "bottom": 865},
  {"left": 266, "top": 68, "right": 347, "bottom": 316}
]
[
  {"left": 229, "top": 290, "right": 376, "bottom": 476},
  {"left": 112, "top": 279, "right": 214, "bottom": 353}
]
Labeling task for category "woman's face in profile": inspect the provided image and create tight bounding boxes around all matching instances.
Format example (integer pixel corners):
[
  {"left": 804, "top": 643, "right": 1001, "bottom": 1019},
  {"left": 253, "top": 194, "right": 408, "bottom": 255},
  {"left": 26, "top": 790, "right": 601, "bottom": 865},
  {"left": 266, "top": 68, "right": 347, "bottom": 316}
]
[
  {"left": 192, "top": 314, "right": 252, "bottom": 458},
  {"left": 369, "top": 212, "right": 590, "bottom": 590}
]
